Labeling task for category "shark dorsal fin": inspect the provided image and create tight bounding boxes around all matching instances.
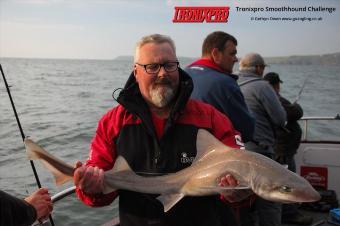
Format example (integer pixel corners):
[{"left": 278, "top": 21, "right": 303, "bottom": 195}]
[{"left": 195, "top": 129, "right": 233, "bottom": 163}]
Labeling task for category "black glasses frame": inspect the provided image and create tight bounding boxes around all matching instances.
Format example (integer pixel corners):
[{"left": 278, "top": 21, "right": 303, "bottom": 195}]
[{"left": 135, "top": 62, "right": 180, "bottom": 74}]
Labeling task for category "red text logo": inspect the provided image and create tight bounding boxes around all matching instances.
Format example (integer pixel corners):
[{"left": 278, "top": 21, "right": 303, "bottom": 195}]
[
  {"left": 173, "top": 6, "right": 230, "bottom": 23},
  {"left": 300, "top": 166, "right": 328, "bottom": 189}
]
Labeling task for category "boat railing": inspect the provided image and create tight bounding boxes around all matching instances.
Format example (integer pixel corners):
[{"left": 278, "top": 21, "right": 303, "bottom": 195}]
[
  {"left": 51, "top": 185, "right": 76, "bottom": 203},
  {"left": 299, "top": 114, "right": 340, "bottom": 142}
]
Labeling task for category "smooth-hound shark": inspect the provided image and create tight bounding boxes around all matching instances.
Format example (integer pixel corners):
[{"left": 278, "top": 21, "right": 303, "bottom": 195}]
[{"left": 25, "top": 129, "right": 320, "bottom": 212}]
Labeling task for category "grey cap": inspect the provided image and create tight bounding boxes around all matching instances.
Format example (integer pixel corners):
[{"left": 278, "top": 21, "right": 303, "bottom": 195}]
[{"left": 239, "top": 53, "right": 267, "bottom": 70}]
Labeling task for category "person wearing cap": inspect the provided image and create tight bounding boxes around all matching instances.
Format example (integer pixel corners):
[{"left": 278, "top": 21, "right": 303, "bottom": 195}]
[
  {"left": 236, "top": 53, "right": 286, "bottom": 226},
  {"left": 264, "top": 72, "right": 313, "bottom": 225},
  {"left": 185, "top": 31, "right": 255, "bottom": 143}
]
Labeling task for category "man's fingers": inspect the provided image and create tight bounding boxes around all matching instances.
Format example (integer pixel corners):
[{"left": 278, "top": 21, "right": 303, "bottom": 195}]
[
  {"left": 98, "top": 169, "right": 104, "bottom": 184},
  {"left": 48, "top": 203, "right": 53, "bottom": 212},
  {"left": 93, "top": 167, "right": 100, "bottom": 177},
  {"left": 75, "top": 161, "right": 83, "bottom": 168},
  {"left": 219, "top": 174, "right": 238, "bottom": 187},
  {"left": 37, "top": 188, "right": 49, "bottom": 194},
  {"left": 225, "top": 174, "right": 238, "bottom": 186},
  {"left": 74, "top": 165, "right": 86, "bottom": 186},
  {"left": 40, "top": 193, "right": 51, "bottom": 202},
  {"left": 75, "top": 165, "right": 104, "bottom": 194},
  {"left": 94, "top": 168, "right": 104, "bottom": 188},
  {"left": 82, "top": 166, "right": 94, "bottom": 188},
  {"left": 84, "top": 166, "right": 94, "bottom": 178}
]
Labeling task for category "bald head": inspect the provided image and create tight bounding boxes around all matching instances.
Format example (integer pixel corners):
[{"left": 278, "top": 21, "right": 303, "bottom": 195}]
[
  {"left": 240, "top": 53, "right": 266, "bottom": 70},
  {"left": 239, "top": 53, "right": 267, "bottom": 76}
]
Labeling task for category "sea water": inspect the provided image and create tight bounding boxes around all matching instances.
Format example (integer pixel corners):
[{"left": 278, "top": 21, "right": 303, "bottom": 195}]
[{"left": 0, "top": 58, "right": 339, "bottom": 225}]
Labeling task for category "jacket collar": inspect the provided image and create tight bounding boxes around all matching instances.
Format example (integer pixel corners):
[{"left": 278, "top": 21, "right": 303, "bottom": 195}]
[
  {"left": 236, "top": 70, "right": 263, "bottom": 79},
  {"left": 189, "top": 58, "right": 238, "bottom": 80}
]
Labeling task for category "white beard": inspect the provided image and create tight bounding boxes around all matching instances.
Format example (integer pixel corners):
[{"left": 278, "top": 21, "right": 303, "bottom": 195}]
[{"left": 149, "top": 85, "right": 175, "bottom": 108}]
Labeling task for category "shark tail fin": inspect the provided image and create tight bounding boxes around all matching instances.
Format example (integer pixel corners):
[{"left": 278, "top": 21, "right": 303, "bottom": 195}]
[{"left": 24, "top": 138, "right": 74, "bottom": 185}]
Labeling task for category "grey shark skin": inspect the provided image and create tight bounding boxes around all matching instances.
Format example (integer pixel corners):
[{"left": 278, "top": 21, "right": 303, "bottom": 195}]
[{"left": 25, "top": 129, "right": 320, "bottom": 212}]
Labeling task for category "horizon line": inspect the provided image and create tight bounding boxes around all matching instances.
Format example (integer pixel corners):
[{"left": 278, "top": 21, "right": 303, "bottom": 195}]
[{"left": 1, "top": 51, "right": 340, "bottom": 61}]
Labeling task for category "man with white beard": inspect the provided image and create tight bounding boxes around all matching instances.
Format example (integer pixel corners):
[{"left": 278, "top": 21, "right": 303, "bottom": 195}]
[{"left": 74, "top": 34, "right": 249, "bottom": 226}]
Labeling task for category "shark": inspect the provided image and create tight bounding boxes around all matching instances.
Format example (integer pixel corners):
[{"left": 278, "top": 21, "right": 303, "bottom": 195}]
[{"left": 24, "top": 129, "right": 320, "bottom": 212}]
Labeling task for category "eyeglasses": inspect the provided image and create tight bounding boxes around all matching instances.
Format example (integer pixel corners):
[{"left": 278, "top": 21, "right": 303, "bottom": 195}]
[{"left": 135, "top": 62, "right": 179, "bottom": 74}]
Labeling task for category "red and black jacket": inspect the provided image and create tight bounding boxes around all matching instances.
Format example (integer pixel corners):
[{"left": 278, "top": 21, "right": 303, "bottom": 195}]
[{"left": 76, "top": 68, "right": 240, "bottom": 226}]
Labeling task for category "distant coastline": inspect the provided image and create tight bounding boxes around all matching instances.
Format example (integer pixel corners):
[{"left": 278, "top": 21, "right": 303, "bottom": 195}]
[
  {"left": 115, "top": 52, "right": 340, "bottom": 66},
  {"left": 265, "top": 52, "right": 340, "bottom": 66},
  {"left": 2, "top": 53, "right": 339, "bottom": 66}
]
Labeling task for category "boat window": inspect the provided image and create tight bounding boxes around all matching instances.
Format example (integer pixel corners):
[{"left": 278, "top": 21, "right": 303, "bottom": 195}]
[{"left": 299, "top": 117, "right": 340, "bottom": 142}]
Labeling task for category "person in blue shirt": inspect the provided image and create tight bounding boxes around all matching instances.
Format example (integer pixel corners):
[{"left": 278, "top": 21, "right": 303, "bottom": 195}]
[
  {"left": 185, "top": 31, "right": 255, "bottom": 143},
  {"left": 185, "top": 31, "right": 256, "bottom": 225}
]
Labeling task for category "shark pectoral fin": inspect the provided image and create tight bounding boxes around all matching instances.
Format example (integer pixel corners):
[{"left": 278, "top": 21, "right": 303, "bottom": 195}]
[{"left": 156, "top": 193, "right": 185, "bottom": 212}]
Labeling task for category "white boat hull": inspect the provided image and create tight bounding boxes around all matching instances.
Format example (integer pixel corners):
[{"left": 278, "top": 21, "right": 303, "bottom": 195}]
[{"left": 296, "top": 142, "right": 340, "bottom": 199}]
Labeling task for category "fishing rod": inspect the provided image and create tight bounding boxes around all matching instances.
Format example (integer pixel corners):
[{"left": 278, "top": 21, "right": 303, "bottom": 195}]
[
  {"left": 293, "top": 75, "right": 309, "bottom": 103},
  {"left": 0, "top": 63, "right": 55, "bottom": 226}
]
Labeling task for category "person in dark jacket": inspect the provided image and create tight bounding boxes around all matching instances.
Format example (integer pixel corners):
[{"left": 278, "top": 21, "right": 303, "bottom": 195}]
[
  {"left": 0, "top": 188, "right": 53, "bottom": 226},
  {"left": 237, "top": 53, "right": 286, "bottom": 226},
  {"left": 74, "top": 34, "right": 250, "bottom": 226},
  {"left": 185, "top": 31, "right": 255, "bottom": 142},
  {"left": 264, "top": 72, "right": 313, "bottom": 225}
]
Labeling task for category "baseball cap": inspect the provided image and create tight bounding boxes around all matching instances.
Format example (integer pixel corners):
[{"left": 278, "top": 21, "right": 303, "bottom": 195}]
[{"left": 263, "top": 72, "right": 283, "bottom": 85}]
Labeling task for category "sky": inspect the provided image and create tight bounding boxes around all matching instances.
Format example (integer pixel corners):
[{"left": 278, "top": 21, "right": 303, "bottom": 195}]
[{"left": 0, "top": 0, "right": 340, "bottom": 59}]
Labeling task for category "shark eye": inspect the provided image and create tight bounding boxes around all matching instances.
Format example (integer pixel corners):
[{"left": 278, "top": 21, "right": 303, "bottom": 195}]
[{"left": 280, "top": 185, "right": 292, "bottom": 193}]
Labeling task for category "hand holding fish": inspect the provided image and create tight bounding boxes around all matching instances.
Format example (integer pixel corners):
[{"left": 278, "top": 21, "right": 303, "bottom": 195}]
[
  {"left": 218, "top": 174, "right": 253, "bottom": 203},
  {"left": 74, "top": 161, "right": 105, "bottom": 194}
]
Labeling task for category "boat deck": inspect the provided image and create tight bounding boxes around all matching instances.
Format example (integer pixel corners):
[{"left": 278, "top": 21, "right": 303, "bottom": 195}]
[
  {"left": 100, "top": 209, "right": 338, "bottom": 226},
  {"left": 282, "top": 209, "right": 338, "bottom": 226}
]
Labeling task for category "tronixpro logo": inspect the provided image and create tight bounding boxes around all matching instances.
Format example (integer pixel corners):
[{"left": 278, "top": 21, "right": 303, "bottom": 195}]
[
  {"left": 180, "top": 152, "right": 195, "bottom": 164},
  {"left": 173, "top": 6, "right": 230, "bottom": 23}
]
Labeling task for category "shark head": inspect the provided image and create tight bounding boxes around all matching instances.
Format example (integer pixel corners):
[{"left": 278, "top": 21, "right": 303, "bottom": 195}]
[{"left": 254, "top": 164, "right": 321, "bottom": 203}]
